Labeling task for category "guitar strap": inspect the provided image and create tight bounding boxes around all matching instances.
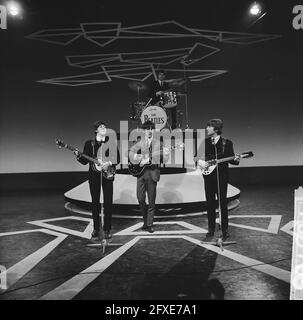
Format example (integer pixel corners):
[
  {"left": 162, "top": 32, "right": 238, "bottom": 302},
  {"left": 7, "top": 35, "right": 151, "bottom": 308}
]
[
  {"left": 91, "top": 140, "right": 95, "bottom": 156},
  {"left": 91, "top": 140, "right": 96, "bottom": 172},
  {"left": 92, "top": 139, "right": 106, "bottom": 175},
  {"left": 222, "top": 138, "right": 226, "bottom": 155}
]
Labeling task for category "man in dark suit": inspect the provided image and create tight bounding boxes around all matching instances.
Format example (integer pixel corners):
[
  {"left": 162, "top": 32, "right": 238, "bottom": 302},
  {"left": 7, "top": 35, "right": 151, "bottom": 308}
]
[
  {"left": 196, "top": 119, "right": 240, "bottom": 241},
  {"left": 149, "top": 70, "right": 170, "bottom": 105},
  {"left": 74, "top": 120, "right": 119, "bottom": 240},
  {"left": 148, "top": 70, "right": 177, "bottom": 129},
  {"left": 129, "top": 120, "right": 170, "bottom": 233}
]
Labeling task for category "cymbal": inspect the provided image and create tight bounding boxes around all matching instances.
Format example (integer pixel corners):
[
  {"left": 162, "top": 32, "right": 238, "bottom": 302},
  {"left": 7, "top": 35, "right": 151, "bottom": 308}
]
[
  {"left": 128, "top": 81, "right": 149, "bottom": 91},
  {"left": 168, "top": 78, "right": 187, "bottom": 87}
]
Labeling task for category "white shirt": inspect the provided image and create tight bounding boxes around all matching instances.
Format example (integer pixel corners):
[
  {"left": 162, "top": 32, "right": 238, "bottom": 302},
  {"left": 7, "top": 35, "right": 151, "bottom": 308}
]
[
  {"left": 212, "top": 135, "right": 221, "bottom": 145},
  {"left": 134, "top": 137, "right": 152, "bottom": 161},
  {"left": 96, "top": 136, "right": 106, "bottom": 142},
  {"left": 96, "top": 136, "right": 112, "bottom": 165},
  {"left": 146, "top": 137, "right": 153, "bottom": 147}
]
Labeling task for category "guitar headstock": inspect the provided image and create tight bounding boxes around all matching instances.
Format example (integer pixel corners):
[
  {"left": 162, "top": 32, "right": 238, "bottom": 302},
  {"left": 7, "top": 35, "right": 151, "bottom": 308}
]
[
  {"left": 240, "top": 151, "right": 254, "bottom": 159},
  {"left": 55, "top": 139, "right": 77, "bottom": 153},
  {"left": 55, "top": 139, "right": 66, "bottom": 149}
]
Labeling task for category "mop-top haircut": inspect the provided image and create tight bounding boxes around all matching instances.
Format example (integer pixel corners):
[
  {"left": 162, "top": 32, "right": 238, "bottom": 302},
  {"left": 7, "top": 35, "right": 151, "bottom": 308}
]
[{"left": 207, "top": 119, "right": 223, "bottom": 135}]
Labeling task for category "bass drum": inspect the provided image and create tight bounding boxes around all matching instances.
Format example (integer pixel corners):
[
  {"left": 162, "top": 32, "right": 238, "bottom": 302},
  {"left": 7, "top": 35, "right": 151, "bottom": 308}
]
[{"left": 140, "top": 105, "right": 167, "bottom": 130}]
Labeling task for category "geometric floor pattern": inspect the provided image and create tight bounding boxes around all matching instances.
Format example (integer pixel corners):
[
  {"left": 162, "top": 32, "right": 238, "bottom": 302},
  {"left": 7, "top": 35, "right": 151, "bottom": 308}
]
[
  {"left": 0, "top": 185, "right": 294, "bottom": 300},
  {"left": 1, "top": 214, "right": 291, "bottom": 299}
]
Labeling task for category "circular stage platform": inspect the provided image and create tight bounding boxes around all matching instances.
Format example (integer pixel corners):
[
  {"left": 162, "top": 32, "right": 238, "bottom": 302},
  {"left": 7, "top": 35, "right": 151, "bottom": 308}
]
[{"left": 64, "top": 168, "right": 241, "bottom": 217}]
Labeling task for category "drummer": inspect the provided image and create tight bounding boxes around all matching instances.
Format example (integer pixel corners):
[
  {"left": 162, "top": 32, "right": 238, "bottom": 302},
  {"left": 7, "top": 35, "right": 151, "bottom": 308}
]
[
  {"left": 149, "top": 70, "right": 170, "bottom": 105},
  {"left": 148, "top": 70, "right": 177, "bottom": 129}
]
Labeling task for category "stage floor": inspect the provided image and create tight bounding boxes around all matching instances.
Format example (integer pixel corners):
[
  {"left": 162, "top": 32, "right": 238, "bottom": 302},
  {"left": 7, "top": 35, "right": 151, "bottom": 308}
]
[{"left": 0, "top": 184, "right": 293, "bottom": 300}]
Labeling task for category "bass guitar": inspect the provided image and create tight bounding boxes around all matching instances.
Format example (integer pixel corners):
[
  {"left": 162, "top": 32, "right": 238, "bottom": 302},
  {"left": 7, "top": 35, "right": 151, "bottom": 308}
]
[
  {"left": 55, "top": 139, "right": 116, "bottom": 180},
  {"left": 128, "top": 143, "right": 184, "bottom": 176},
  {"left": 197, "top": 151, "right": 254, "bottom": 176}
]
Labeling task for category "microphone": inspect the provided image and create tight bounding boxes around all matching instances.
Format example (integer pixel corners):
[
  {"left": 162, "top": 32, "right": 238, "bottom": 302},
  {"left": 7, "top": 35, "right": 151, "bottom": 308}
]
[{"left": 211, "top": 137, "right": 215, "bottom": 145}]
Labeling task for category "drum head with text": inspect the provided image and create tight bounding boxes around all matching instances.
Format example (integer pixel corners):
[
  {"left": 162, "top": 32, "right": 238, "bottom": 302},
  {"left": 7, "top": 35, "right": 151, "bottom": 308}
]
[{"left": 140, "top": 105, "right": 167, "bottom": 130}]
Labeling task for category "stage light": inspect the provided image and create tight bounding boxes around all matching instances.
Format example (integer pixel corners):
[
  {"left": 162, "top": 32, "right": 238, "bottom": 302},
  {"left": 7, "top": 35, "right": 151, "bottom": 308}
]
[
  {"left": 249, "top": 2, "right": 261, "bottom": 16},
  {"left": 7, "top": 1, "right": 21, "bottom": 16}
]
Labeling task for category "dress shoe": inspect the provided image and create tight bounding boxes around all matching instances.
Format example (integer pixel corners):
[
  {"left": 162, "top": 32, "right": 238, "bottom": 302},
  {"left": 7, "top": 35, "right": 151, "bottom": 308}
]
[
  {"left": 203, "top": 232, "right": 214, "bottom": 242},
  {"left": 222, "top": 231, "right": 230, "bottom": 242},
  {"left": 104, "top": 231, "right": 112, "bottom": 240},
  {"left": 147, "top": 226, "right": 154, "bottom": 233},
  {"left": 141, "top": 224, "right": 148, "bottom": 231},
  {"left": 206, "top": 232, "right": 214, "bottom": 237},
  {"left": 91, "top": 230, "right": 99, "bottom": 240}
]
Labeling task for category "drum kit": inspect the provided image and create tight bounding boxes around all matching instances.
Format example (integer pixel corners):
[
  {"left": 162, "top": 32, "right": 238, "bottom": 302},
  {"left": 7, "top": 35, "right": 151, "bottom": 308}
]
[{"left": 129, "top": 78, "right": 188, "bottom": 130}]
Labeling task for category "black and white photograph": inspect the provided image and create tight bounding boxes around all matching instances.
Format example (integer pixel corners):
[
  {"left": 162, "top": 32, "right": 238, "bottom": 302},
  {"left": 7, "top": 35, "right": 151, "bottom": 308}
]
[{"left": 1, "top": 0, "right": 303, "bottom": 304}]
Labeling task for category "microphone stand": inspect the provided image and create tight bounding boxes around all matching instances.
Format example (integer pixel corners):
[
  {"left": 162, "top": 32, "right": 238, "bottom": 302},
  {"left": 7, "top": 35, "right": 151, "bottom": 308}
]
[
  {"left": 213, "top": 138, "right": 224, "bottom": 250},
  {"left": 175, "top": 61, "right": 190, "bottom": 130},
  {"left": 137, "top": 85, "right": 141, "bottom": 103},
  {"left": 183, "top": 63, "right": 189, "bottom": 129}
]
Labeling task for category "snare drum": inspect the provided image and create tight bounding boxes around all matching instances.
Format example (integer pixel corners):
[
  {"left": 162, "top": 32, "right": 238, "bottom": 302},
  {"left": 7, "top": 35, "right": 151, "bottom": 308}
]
[
  {"left": 162, "top": 91, "right": 177, "bottom": 109},
  {"left": 140, "top": 105, "right": 167, "bottom": 130}
]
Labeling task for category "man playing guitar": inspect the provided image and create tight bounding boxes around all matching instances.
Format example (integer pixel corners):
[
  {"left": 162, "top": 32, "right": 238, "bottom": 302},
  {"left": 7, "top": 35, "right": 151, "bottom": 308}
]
[
  {"left": 74, "top": 121, "right": 119, "bottom": 240},
  {"left": 196, "top": 119, "right": 241, "bottom": 242},
  {"left": 129, "top": 120, "right": 170, "bottom": 233}
]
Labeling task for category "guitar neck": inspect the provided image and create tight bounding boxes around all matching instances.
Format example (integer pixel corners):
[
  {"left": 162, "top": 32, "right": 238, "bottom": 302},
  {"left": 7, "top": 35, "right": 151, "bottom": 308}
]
[
  {"left": 216, "top": 156, "right": 236, "bottom": 164},
  {"left": 65, "top": 145, "right": 99, "bottom": 165},
  {"left": 205, "top": 152, "right": 252, "bottom": 165},
  {"left": 81, "top": 153, "right": 99, "bottom": 165},
  {"left": 150, "top": 146, "right": 177, "bottom": 157}
]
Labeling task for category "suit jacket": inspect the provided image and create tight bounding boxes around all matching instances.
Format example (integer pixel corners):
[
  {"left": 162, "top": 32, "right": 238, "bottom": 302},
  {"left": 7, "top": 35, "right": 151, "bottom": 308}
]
[
  {"left": 148, "top": 80, "right": 170, "bottom": 105},
  {"left": 129, "top": 137, "right": 169, "bottom": 182},
  {"left": 77, "top": 136, "right": 120, "bottom": 179},
  {"left": 195, "top": 136, "right": 239, "bottom": 182}
]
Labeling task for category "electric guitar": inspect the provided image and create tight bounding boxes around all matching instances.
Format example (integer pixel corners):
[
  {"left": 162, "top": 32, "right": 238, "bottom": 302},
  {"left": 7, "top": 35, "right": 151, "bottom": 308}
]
[
  {"left": 55, "top": 139, "right": 116, "bottom": 180},
  {"left": 197, "top": 151, "right": 254, "bottom": 176},
  {"left": 128, "top": 142, "right": 184, "bottom": 176}
]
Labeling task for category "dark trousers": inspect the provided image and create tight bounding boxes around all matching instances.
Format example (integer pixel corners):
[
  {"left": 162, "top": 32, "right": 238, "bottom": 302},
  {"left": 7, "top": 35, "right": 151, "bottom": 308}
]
[
  {"left": 137, "top": 169, "right": 157, "bottom": 226},
  {"left": 89, "top": 173, "right": 113, "bottom": 232},
  {"left": 204, "top": 173, "right": 228, "bottom": 233}
]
